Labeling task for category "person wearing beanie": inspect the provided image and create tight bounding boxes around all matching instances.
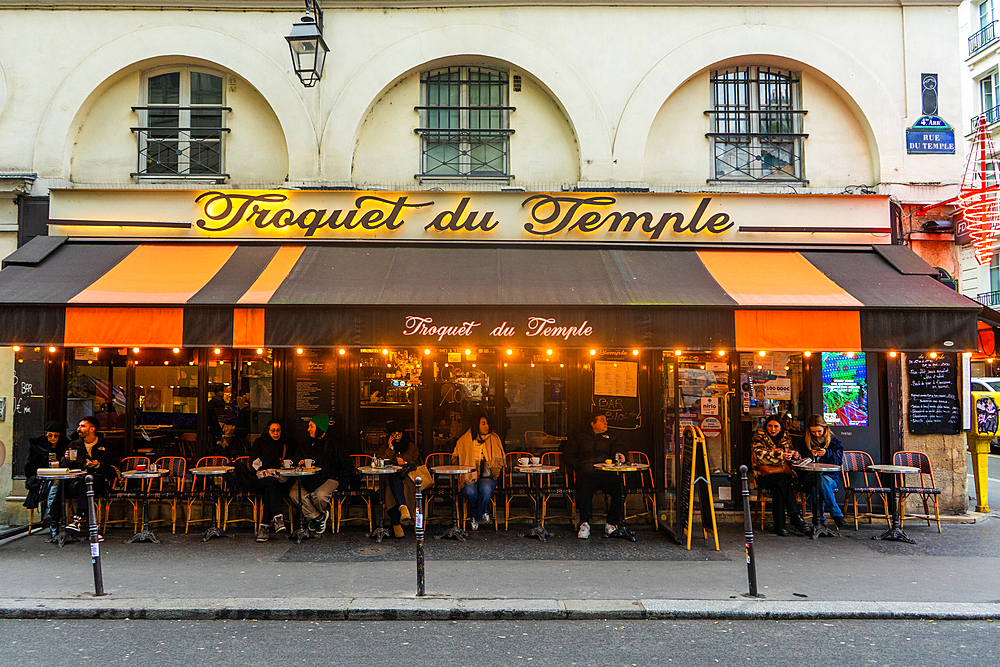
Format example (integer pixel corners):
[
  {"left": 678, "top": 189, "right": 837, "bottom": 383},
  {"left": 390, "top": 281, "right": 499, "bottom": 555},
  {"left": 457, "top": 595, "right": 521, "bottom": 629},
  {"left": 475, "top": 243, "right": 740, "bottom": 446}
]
[
  {"left": 290, "top": 413, "right": 351, "bottom": 536},
  {"left": 24, "top": 421, "right": 70, "bottom": 536}
]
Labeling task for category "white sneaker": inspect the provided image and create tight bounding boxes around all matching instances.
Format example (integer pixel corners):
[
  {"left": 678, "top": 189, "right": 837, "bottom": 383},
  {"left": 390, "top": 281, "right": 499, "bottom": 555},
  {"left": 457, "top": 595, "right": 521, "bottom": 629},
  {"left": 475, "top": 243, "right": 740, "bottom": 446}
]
[
  {"left": 577, "top": 522, "right": 591, "bottom": 539},
  {"left": 605, "top": 523, "right": 617, "bottom": 536},
  {"left": 481, "top": 513, "right": 490, "bottom": 525},
  {"left": 470, "top": 517, "right": 479, "bottom": 531}
]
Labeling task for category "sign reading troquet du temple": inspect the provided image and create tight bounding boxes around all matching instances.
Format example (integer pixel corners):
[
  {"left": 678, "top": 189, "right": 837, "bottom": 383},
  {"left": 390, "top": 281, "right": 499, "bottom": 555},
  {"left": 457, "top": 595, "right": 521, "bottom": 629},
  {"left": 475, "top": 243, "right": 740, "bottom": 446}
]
[{"left": 49, "top": 189, "right": 891, "bottom": 245}]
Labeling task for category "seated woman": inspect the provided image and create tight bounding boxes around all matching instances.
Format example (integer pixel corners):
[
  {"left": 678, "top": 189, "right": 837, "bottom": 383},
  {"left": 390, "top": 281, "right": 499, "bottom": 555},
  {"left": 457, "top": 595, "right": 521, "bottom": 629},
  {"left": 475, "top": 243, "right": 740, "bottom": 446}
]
[
  {"left": 24, "top": 421, "right": 70, "bottom": 538},
  {"left": 452, "top": 414, "right": 505, "bottom": 530},
  {"left": 375, "top": 422, "right": 420, "bottom": 538},
  {"left": 802, "top": 414, "right": 846, "bottom": 530},
  {"left": 752, "top": 416, "right": 808, "bottom": 536},
  {"left": 250, "top": 420, "right": 294, "bottom": 542}
]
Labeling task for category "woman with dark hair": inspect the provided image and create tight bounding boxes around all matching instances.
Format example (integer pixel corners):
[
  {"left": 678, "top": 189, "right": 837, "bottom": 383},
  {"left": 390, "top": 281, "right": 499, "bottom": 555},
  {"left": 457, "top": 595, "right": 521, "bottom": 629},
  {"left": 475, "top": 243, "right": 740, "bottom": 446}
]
[
  {"left": 375, "top": 421, "right": 420, "bottom": 538},
  {"left": 249, "top": 419, "right": 294, "bottom": 542},
  {"left": 751, "top": 415, "right": 808, "bottom": 536},
  {"left": 452, "top": 414, "right": 505, "bottom": 530},
  {"left": 803, "top": 414, "right": 846, "bottom": 529}
]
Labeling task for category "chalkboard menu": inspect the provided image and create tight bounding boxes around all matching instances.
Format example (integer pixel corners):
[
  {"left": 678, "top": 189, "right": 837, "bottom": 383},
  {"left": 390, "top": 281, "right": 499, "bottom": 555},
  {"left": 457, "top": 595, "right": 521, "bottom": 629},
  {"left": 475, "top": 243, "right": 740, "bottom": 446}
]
[
  {"left": 592, "top": 360, "right": 640, "bottom": 429},
  {"left": 12, "top": 351, "right": 47, "bottom": 477},
  {"left": 292, "top": 350, "right": 337, "bottom": 441},
  {"left": 907, "top": 352, "right": 960, "bottom": 435}
]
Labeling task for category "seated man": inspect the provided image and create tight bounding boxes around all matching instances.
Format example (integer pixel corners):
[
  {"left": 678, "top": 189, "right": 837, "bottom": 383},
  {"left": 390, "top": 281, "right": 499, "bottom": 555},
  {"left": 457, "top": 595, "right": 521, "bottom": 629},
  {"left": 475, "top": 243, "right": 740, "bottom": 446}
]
[
  {"left": 62, "top": 416, "right": 113, "bottom": 541},
  {"left": 560, "top": 410, "right": 625, "bottom": 539}
]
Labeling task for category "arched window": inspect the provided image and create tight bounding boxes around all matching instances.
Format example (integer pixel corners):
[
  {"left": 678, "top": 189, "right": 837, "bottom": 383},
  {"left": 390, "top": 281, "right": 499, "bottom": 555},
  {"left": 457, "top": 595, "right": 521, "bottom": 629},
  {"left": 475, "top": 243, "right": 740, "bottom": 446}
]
[
  {"left": 708, "top": 66, "right": 805, "bottom": 182},
  {"left": 416, "top": 66, "right": 513, "bottom": 179},
  {"left": 133, "top": 67, "right": 230, "bottom": 179}
]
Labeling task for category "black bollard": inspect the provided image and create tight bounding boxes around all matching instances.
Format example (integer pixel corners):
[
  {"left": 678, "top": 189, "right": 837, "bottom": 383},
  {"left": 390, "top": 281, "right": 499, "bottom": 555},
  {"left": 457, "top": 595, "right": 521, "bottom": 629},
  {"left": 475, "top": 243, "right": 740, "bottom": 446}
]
[
  {"left": 85, "top": 475, "right": 107, "bottom": 597},
  {"left": 739, "top": 466, "right": 760, "bottom": 598},
  {"left": 414, "top": 477, "right": 425, "bottom": 597}
]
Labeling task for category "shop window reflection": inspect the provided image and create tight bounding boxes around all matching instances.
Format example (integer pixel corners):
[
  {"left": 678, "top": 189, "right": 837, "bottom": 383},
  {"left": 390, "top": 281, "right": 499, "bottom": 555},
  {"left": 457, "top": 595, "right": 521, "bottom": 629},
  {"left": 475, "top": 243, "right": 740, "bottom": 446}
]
[
  {"left": 134, "top": 348, "right": 199, "bottom": 459},
  {"left": 429, "top": 350, "right": 496, "bottom": 453},
  {"left": 360, "top": 348, "right": 423, "bottom": 450},
  {"left": 67, "top": 347, "right": 127, "bottom": 434},
  {"left": 208, "top": 348, "right": 273, "bottom": 458},
  {"left": 505, "top": 352, "right": 567, "bottom": 454}
]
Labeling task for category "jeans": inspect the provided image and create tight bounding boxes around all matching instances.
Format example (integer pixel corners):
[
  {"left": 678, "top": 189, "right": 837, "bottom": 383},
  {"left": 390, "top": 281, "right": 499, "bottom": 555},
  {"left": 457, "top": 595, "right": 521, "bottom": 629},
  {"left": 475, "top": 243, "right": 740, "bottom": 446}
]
[
  {"left": 290, "top": 479, "right": 339, "bottom": 520},
  {"left": 385, "top": 473, "right": 407, "bottom": 526},
  {"left": 45, "top": 481, "right": 61, "bottom": 521},
  {"left": 815, "top": 473, "right": 843, "bottom": 519},
  {"left": 462, "top": 478, "right": 497, "bottom": 520}
]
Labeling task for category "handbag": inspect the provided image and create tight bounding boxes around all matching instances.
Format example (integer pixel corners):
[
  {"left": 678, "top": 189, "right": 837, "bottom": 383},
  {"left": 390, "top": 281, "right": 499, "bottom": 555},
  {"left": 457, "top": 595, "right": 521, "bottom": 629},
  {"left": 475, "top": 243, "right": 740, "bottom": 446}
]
[
  {"left": 408, "top": 464, "right": 433, "bottom": 489},
  {"left": 479, "top": 456, "right": 493, "bottom": 480}
]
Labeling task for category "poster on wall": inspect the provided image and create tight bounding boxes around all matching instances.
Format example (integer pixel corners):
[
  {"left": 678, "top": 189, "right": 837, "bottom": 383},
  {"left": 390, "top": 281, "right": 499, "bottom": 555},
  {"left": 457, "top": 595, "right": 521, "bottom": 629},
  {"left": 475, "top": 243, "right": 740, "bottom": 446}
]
[
  {"left": 592, "top": 360, "right": 640, "bottom": 429},
  {"left": 822, "top": 353, "right": 868, "bottom": 427}
]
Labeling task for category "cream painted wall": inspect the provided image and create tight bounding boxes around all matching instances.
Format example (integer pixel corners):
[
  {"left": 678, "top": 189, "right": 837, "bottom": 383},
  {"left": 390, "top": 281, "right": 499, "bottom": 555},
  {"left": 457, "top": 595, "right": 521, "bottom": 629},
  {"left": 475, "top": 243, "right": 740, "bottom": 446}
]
[
  {"left": 0, "top": 5, "right": 967, "bottom": 192},
  {"left": 0, "top": 348, "right": 13, "bottom": 525},
  {"left": 352, "top": 66, "right": 578, "bottom": 187},
  {"left": 72, "top": 62, "right": 288, "bottom": 184}
]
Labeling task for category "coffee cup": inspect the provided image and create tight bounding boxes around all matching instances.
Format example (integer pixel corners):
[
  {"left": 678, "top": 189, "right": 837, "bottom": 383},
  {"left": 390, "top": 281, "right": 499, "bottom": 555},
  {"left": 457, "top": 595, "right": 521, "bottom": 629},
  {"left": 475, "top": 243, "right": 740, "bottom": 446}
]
[
  {"left": 149, "top": 463, "right": 158, "bottom": 473},
  {"left": 604, "top": 458, "right": 614, "bottom": 465},
  {"left": 282, "top": 459, "right": 293, "bottom": 469},
  {"left": 531, "top": 457, "right": 541, "bottom": 465},
  {"left": 136, "top": 462, "right": 147, "bottom": 472},
  {"left": 49, "top": 460, "right": 60, "bottom": 468},
  {"left": 303, "top": 458, "right": 314, "bottom": 468},
  {"left": 518, "top": 457, "right": 530, "bottom": 466}
]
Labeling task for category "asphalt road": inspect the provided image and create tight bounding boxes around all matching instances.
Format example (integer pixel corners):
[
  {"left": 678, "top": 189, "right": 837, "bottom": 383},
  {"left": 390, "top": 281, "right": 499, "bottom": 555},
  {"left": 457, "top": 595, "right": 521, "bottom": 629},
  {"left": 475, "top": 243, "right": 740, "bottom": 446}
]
[
  {"left": 966, "top": 452, "right": 1000, "bottom": 510},
  {"left": 1, "top": 619, "right": 997, "bottom": 666}
]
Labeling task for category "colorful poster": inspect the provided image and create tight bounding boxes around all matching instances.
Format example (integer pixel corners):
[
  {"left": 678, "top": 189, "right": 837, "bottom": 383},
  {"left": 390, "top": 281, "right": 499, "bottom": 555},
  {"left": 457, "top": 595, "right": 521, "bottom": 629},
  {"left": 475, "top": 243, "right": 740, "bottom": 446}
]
[{"left": 822, "top": 353, "right": 868, "bottom": 426}]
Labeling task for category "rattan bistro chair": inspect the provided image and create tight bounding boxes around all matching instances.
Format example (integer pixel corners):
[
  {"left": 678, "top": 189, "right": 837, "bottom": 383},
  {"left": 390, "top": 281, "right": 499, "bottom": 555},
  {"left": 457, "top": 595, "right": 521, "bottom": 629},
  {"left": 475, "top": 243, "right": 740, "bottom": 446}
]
[
  {"left": 893, "top": 451, "right": 942, "bottom": 533},
  {"left": 101, "top": 457, "right": 149, "bottom": 533},
  {"left": 502, "top": 451, "right": 534, "bottom": 530},
  {"left": 840, "top": 451, "right": 890, "bottom": 530},
  {"left": 151, "top": 456, "right": 187, "bottom": 534},
  {"left": 539, "top": 450, "right": 575, "bottom": 527}
]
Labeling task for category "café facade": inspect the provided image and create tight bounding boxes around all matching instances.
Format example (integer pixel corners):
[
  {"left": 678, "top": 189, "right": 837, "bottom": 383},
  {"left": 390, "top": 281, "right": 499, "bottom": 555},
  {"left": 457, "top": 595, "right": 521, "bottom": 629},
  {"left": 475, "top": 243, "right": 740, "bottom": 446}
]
[{"left": 0, "top": 187, "right": 980, "bottom": 537}]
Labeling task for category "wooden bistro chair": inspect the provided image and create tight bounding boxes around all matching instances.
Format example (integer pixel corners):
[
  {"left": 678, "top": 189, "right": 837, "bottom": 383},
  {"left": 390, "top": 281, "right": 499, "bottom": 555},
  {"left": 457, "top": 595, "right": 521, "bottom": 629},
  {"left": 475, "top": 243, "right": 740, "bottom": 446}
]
[
  {"left": 539, "top": 450, "right": 575, "bottom": 527},
  {"left": 623, "top": 451, "right": 658, "bottom": 529},
  {"left": 502, "top": 451, "right": 534, "bottom": 530},
  {"left": 101, "top": 456, "right": 149, "bottom": 533},
  {"left": 840, "top": 451, "right": 891, "bottom": 530},
  {"left": 332, "top": 454, "right": 374, "bottom": 533},
  {"left": 893, "top": 451, "right": 942, "bottom": 533},
  {"left": 223, "top": 456, "right": 260, "bottom": 531},
  {"left": 185, "top": 456, "right": 229, "bottom": 534},
  {"left": 150, "top": 456, "right": 187, "bottom": 534}
]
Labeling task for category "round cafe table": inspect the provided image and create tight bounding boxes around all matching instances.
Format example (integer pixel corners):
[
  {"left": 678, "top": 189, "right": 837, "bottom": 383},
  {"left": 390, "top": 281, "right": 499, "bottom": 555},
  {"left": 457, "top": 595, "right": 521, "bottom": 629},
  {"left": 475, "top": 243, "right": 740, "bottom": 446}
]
[
  {"left": 190, "top": 466, "right": 234, "bottom": 542},
  {"left": 36, "top": 469, "right": 85, "bottom": 548},
  {"left": 516, "top": 465, "right": 559, "bottom": 542},
  {"left": 430, "top": 465, "right": 474, "bottom": 542},
  {"left": 358, "top": 464, "right": 402, "bottom": 543},
  {"left": 792, "top": 461, "right": 842, "bottom": 540},
  {"left": 121, "top": 469, "right": 167, "bottom": 544},
  {"left": 868, "top": 464, "right": 920, "bottom": 544},
  {"left": 280, "top": 467, "right": 320, "bottom": 544},
  {"left": 593, "top": 461, "right": 650, "bottom": 542}
]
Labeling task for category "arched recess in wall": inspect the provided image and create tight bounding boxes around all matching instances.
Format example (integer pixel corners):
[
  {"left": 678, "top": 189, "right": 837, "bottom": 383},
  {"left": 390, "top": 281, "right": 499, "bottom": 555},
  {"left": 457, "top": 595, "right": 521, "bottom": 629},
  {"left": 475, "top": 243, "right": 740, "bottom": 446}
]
[
  {"left": 351, "top": 57, "right": 580, "bottom": 187},
  {"left": 34, "top": 26, "right": 315, "bottom": 181},
  {"left": 614, "top": 23, "right": 892, "bottom": 184},
  {"left": 321, "top": 24, "right": 611, "bottom": 183}
]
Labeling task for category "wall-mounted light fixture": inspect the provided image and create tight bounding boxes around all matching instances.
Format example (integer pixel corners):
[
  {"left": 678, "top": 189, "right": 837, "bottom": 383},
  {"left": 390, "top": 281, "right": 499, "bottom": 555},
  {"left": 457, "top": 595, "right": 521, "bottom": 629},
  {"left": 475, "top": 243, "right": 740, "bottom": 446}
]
[{"left": 285, "top": 1, "right": 329, "bottom": 88}]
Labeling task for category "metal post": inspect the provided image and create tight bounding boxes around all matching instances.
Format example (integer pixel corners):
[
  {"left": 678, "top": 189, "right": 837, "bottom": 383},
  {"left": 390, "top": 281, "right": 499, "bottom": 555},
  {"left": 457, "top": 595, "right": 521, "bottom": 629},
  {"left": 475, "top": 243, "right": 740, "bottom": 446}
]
[
  {"left": 739, "top": 466, "right": 759, "bottom": 598},
  {"left": 85, "top": 475, "right": 106, "bottom": 597},
  {"left": 414, "top": 477, "right": 425, "bottom": 596}
]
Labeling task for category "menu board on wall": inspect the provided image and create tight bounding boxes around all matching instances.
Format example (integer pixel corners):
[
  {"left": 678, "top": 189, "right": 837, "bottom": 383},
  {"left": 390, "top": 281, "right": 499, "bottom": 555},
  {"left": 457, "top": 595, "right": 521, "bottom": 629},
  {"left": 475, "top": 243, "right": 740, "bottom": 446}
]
[
  {"left": 592, "top": 360, "right": 640, "bottom": 429},
  {"left": 12, "top": 353, "right": 47, "bottom": 474},
  {"left": 293, "top": 351, "right": 337, "bottom": 432},
  {"left": 907, "top": 353, "right": 960, "bottom": 435}
]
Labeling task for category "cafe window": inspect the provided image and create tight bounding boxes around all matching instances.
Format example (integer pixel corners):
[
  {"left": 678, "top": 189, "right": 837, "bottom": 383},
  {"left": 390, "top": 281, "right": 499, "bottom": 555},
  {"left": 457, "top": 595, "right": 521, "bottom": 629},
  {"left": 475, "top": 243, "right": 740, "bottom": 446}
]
[
  {"left": 360, "top": 349, "right": 424, "bottom": 449},
  {"left": 67, "top": 348, "right": 128, "bottom": 433},
  {"left": 429, "top": 349, "right": 500, "bottom": 452},
  {"left": 133, "top": 67, "right": 230, "bottom": 179},
  {"left": 740, "top": 352, "right": 806, "bottom": 433},
  {"left": 207, "top": 349, "right": 274, "bottom": 458},
  {"left": 416, "top": 66, "right": 513, "bottom": 179},
  {"left": 708, "top": 66, "right": 805, "bottom": 182},
  {"left": 505, "top": 352, "right": 568, "bottom": 454},
  {"left": 134, "top": 348, "right": 199, "bottom": 457}
]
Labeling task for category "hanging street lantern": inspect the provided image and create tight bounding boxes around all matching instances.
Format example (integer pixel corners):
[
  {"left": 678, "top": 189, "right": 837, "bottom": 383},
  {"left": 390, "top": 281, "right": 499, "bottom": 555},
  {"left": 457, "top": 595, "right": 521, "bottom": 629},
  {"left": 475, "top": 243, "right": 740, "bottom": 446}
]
[{"left": 285, "top": 1, "right": 328, "bottom": 88}]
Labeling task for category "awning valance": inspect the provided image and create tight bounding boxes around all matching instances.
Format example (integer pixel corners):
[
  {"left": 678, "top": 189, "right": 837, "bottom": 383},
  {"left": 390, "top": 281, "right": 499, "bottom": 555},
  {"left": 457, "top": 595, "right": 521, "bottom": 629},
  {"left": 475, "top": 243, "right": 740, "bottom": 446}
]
[{"left": 0, "top": 240, "right": 980, "bottom": 351}]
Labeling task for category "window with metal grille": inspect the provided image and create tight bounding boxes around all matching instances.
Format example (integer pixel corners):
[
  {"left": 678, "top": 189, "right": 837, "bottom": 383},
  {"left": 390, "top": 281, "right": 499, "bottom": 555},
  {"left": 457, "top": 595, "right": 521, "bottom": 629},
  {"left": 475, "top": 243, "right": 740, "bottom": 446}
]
[
  {"left": 707, "top": 66, "right": 806, "bottom": 182},
  {"left": 132, "top": 68, "right": 230, "bottom": 179},
  {"left": 416, "top": 67, "right": 514, "bottom": 179}
]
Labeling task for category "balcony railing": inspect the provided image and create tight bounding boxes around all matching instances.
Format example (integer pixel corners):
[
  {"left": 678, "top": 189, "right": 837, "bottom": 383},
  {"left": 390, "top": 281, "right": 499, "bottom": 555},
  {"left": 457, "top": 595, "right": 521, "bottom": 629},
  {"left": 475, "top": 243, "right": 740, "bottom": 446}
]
[
  {"left": 977, "top": 290, "right": 1000, "bottom": 307},
  {"left": 972, "top": 106, "right": 1000, "bottom": 133},
  {"left": 970, "top": 21, "right": 998, "bottom": 56}
]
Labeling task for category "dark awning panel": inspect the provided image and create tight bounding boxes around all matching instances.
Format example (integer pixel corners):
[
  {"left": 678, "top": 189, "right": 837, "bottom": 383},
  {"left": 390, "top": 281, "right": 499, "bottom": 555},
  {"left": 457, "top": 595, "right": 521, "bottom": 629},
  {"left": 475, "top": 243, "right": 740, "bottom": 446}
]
[{"left": 0, "top": 239, "right": 981, "bottom": 351}]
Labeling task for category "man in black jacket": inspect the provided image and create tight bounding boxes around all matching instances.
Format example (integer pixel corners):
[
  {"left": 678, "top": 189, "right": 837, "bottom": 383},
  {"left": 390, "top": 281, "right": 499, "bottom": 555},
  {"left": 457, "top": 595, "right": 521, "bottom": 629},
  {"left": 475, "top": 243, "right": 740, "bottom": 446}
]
[
  {"left": 62, "top": 416, "right": 113, "bottom": 539},
  {"left": 23, "top": 421, "right": 70, "bottom": 536},
  {"left": 560, "top": 410, "right": 625, "bottom": 539}
]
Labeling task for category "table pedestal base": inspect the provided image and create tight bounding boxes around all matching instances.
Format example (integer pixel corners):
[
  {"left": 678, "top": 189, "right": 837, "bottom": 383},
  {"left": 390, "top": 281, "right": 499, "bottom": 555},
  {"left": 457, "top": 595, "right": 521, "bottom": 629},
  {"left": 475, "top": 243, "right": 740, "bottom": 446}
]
[
  {"left": 127, "top": 528, "right": 160, "bottom": 544},
  {"left": 370, "top": 526, "right": 391, "bottom": 543},
  {"left": 48, "top": 529, "right": 79, "bottom": 548},
  {"left": 436, "top": 526, "right": 467, "bottom": 541},
  {"left": 200, "top": 519, "right": 231, "bottom": 542},
  {"left": 874, "top": 525, "right": 915, "bottom": 544},
  {"left": 291, "top": 526, "right": 313, "bottom": 543},
  {"left": 810, "top": 522, "right": 839, "bottom": 540},
  {"left": 602, "top": 523, "right": 637, "bottom": 542},
  {"left": 522, "top": 524, "right": 549, "bottom": 542}
]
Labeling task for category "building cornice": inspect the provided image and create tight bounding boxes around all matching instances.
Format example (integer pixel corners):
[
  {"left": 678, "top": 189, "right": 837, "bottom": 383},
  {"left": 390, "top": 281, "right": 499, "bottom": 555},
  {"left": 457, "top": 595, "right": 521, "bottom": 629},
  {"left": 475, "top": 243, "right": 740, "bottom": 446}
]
[{"left": 0, "top": 1, "right": 967, "bottom": 10}]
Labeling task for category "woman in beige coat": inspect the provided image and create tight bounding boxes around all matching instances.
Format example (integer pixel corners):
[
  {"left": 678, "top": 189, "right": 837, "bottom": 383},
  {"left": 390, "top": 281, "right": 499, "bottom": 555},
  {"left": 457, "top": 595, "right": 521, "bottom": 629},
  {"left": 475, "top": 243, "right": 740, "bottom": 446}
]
[{"left": 452, "top": 414, "right": 505, "bottom": 530}]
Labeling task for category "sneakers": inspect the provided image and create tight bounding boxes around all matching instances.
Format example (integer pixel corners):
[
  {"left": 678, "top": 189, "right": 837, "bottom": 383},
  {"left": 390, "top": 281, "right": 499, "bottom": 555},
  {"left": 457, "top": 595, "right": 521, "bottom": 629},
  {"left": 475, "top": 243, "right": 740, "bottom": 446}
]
[
  {"left": 481, "top": 512, "right": 491, "bottom": 525},
  {"left": 470, "top": 517, "right": 479, "bottom": 531},
  {"left": 65, "top": 515, "right": 83, "bottom": 534},
  {"left": 577, "top": 522, "right": 591, "bottom": 539},
  {"left": 392, "top": 524, "right": 405, "bottom": 539},
  {"left": 256, "top": 524, "right": 269, "bottom": 542},
  {"left": 314, "top": 511, "right": 329, "bottom": 535},
  {"left": 399, "top": 505, "right": 411, "bottom": 524},
  {"left": 272, "top": 515, "right": 286, "bottom": 533},
  {"left": 605, "top": 523, "right": 617, "bottom": 536}
]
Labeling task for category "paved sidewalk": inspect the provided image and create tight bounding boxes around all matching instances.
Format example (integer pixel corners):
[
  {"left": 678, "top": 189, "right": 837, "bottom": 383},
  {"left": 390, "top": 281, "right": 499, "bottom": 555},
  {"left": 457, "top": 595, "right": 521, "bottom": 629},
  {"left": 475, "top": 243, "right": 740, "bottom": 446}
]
[{"left": 1, "top": 511, "right": 998, "bottom": 621}]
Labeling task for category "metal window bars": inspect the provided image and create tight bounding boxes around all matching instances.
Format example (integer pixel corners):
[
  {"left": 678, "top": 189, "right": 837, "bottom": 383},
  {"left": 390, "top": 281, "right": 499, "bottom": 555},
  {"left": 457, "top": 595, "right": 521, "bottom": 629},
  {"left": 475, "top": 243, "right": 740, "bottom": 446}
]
[
  {"left": 707, "top": 67, "right": 806, "bottom": 182},
  {"left": 131, "top": 105, "right": 231, "bottom": 178},
  {"left": 970, "top": 20, "right": 998, "bottom": 57},
  {"left": 415, "top": 67, "right": 514, "bottom": 178}
]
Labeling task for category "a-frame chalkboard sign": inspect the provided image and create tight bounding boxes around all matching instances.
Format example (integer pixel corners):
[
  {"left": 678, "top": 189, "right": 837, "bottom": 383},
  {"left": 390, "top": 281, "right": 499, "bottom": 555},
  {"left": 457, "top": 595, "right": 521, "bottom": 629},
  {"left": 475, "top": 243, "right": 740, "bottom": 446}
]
[{"left": 681, "top": 424, "right": 720, "bottom": 551}]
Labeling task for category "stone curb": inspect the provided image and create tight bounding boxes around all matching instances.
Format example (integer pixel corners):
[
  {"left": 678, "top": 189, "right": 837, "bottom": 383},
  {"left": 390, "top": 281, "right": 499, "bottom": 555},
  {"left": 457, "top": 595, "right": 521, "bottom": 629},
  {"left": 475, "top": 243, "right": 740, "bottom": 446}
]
[{"left": 0, "top": 598, "right": 996, "bottom": 621}]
